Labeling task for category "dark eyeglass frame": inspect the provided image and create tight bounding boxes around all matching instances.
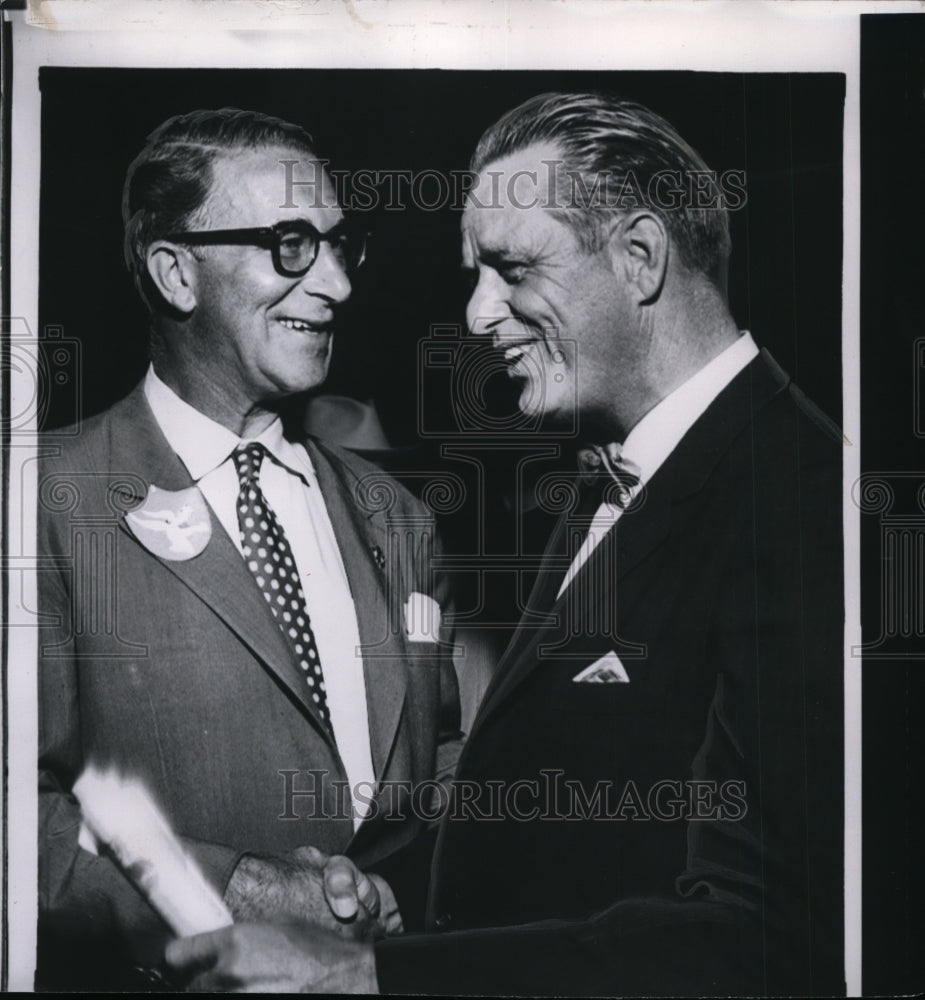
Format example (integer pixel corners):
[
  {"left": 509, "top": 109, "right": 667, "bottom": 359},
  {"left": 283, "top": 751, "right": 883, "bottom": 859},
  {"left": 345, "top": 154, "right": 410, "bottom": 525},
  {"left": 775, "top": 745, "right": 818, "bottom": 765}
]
[{"left": 165, "top": 219, "right": 367, "bottom": 278}]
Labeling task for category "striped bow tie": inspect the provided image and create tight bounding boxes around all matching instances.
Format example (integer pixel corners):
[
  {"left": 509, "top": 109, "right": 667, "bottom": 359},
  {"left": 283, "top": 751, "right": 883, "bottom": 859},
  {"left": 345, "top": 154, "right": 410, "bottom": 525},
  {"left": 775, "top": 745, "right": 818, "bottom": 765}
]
[{"left": 577, "top": 443, "right": 641, "bottom": 509}]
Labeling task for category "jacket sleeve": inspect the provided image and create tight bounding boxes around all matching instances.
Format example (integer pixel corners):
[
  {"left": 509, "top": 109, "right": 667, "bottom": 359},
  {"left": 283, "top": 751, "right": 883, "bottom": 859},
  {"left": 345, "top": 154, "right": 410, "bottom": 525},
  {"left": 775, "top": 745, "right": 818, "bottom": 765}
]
[
  {"left": 375, "top": 896, "right": 757, "bottom": 996},
  {"left": 37, "top": 522, "right": 243, "bottom": 977}
]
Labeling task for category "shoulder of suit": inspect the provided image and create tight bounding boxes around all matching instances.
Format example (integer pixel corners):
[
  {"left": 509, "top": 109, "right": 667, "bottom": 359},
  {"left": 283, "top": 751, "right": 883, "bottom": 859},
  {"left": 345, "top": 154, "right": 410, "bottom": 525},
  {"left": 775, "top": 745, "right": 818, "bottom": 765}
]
[
  {"left": 305, "top": 436, "right": 432, "bottom": 517},
  {"left": 39, "top": 388, "right": 135, "bottom": 475},
  {"left": 757, "top": 380, "right": 845, "bottom": 467},
  {"left": 785, "top": 382, "right": 844, "bottom": 445},
  {"left": 36, "top": 390, "right": 144, "bottom": 540}
]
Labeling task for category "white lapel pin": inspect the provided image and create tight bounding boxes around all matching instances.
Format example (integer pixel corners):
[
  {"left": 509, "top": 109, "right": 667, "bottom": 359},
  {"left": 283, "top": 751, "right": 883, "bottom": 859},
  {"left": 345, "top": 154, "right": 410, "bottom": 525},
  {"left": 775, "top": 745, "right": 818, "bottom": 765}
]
[{"left": 125, "top": 484, "right": 211, "bottom": 561}]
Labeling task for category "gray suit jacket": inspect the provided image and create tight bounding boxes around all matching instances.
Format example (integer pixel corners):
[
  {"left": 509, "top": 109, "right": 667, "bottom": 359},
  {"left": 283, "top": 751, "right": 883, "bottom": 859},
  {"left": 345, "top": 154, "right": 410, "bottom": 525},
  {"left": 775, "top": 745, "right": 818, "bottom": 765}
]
[{"left": 37, "top": 383, "right": 461, "bottom": 985}]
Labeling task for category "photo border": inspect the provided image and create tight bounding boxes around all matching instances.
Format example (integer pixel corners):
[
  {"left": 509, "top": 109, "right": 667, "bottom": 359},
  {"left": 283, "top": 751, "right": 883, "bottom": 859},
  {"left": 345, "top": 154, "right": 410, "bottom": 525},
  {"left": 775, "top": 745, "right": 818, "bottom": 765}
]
[{"left": 2, "top": 1, "right": 879, "bottom": 990}]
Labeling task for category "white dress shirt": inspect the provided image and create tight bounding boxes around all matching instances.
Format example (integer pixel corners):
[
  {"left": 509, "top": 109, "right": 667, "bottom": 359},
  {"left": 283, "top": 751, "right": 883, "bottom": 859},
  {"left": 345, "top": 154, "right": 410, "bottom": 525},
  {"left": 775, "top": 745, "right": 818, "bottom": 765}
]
[
  {"left": 558, "top": 332, "right": 760, "bottom": 598},
  {"left": 144, "top": 366, "right": 374, "bottom": 828}
]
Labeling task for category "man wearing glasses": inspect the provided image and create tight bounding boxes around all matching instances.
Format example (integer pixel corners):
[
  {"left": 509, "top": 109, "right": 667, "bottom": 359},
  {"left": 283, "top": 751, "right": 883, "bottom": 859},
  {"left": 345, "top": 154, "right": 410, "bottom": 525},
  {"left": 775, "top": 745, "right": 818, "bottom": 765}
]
[{"left": 37, "top": 108, "right": 460, "bottom": 988}]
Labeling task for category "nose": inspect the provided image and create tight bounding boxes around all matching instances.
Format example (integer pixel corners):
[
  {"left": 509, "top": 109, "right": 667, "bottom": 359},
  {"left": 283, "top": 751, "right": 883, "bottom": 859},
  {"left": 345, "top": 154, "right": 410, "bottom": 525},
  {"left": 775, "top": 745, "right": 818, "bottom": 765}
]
[
  {"left": 300, "top": 240, "right": 352, "bottom": 305},
  {"left": 465, "top": 269, "right": 509, "bottom": 339}
]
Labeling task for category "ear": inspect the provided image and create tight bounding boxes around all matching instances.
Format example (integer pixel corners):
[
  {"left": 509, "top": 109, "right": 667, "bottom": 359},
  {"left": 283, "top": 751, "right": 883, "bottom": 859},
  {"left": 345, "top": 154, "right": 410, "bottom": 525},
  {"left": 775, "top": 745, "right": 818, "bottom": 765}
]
[
  {"left": 146, "top": 241, "right": 199, "bottom": 314},
  {"left": 606, "top": 211, "right": 668, "bottom": 303}
]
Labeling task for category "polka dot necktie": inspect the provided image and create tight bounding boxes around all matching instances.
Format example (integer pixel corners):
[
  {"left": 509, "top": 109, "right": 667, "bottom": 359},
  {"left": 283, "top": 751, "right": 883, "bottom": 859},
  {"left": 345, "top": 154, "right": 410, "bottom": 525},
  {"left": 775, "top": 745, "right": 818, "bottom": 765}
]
[{"left": 232, "top": 442, "right": 335, "bottom": 741}]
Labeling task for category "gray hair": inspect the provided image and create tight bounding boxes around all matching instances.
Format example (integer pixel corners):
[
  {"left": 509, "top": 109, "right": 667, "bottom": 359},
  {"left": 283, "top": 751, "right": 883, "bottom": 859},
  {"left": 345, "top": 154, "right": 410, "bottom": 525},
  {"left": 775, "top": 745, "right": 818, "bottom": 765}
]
[
  {"left": 122, "top": 107, "right": 317, "bottom": 311},
  {"left": 471, "top": 92, "right": 732, "bottom": 286}
]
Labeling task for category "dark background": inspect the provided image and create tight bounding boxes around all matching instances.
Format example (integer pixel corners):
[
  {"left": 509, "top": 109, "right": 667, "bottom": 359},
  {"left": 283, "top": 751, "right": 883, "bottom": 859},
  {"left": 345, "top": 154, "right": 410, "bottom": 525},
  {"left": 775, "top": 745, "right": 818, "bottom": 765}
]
[{"left": 860, "top": 13, "right": 925, "bottom": 996}]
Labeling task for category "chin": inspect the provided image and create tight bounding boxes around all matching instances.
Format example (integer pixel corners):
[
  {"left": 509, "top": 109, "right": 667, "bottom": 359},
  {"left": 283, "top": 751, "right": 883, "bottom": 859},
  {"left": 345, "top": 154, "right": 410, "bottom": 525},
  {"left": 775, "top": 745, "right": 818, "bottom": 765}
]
[
  {"left": 294, "top": 370, "right": 330, "bottom": 395},
  {"left": 516, "top": 377, "right": 544, "bottom": 416},
  {"left": 293, "top": 352, "right": 332, "bottom": 388},
  {"left": 263, "top": 365, "right": 329, "bottom": 400},
  {"left": 519, "top": 378, "right": 571, "bottom": 422},
  {"left": 516, "top": 398, "right": 545, "bottom": 423}
]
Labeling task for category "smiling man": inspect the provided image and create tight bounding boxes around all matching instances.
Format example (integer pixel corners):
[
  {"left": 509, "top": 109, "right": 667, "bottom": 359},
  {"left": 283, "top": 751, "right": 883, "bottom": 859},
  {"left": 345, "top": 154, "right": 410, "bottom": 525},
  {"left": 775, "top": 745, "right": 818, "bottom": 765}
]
[
  {"left": 37, "top": 109, "right": 461, "bottom": 989},
  {"left": 166, "top": 94, "right": 845, "bottom": 996}
]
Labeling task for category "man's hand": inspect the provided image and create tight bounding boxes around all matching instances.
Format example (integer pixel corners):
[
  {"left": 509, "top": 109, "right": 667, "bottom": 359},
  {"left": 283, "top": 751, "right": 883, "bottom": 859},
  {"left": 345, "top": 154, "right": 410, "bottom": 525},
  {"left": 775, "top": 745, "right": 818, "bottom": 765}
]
[
  {"left": 224, "top": 846, "right": 402, "bottom": 940},
  {"left": 165, "top": 922, "right": 378, "bottom": 993},
  {"left": 322, "top": 852, "right": 403, "bottom": 936}
]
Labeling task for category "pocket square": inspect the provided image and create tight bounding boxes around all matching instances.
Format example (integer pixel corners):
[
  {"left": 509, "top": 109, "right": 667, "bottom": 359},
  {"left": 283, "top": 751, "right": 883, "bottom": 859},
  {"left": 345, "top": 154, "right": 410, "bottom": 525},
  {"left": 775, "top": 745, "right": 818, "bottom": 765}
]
[
  {"left": 572, "top": 652, "right": 630, "bottom": 684},
  {"left": 404, "top": 592, "right": 442, "bottom": 642}
]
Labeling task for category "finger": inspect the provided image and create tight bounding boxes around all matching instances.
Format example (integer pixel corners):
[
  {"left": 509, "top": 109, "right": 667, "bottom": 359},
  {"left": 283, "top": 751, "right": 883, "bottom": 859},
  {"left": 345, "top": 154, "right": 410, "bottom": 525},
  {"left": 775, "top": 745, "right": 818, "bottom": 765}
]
[
  {"left": 289, "top": 845, "right": 325, "bottom": 867},
  {"left": 164, "top": 929, "right": 226, "bottom": 976},
  {"left": 324, "top": 857, "right": 361, "bottom": 920},
  {"left": 355, "top": 870, "right": 381, "bottom": 918}
]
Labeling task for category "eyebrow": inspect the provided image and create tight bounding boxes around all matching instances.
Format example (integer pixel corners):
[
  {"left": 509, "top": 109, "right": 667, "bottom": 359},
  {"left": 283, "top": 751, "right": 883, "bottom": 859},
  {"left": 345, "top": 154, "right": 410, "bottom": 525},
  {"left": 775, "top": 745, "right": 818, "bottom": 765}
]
[
  {"left": 471, "top": 244, "right": 535, "bottom": 269},
  {"left": 271, "top": 216, "right": 349, "bottom": 235}
]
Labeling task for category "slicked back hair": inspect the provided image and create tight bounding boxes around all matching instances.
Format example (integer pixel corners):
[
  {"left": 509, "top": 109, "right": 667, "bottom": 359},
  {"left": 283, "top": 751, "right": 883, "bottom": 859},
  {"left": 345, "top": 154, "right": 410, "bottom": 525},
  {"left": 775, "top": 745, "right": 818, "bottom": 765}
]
[
  {"left": 470, "top": 92, "right": 732, "bottom": 288},
  {"left": 122, "top": 107, "right": 317, "bottom": 312}
]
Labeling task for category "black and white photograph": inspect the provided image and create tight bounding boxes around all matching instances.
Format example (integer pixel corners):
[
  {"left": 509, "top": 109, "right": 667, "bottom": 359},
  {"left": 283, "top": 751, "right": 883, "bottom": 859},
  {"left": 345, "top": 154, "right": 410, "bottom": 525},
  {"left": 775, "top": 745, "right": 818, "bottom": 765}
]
[{"left": 0, "top": 1, "right": 920, "bottom": 994}]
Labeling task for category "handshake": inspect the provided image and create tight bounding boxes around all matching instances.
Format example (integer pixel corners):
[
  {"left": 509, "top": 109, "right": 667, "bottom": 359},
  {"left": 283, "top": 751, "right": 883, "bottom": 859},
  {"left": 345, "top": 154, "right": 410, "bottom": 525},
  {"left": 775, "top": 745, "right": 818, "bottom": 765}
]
[{"left": 165, "top": 847, "right": 400, "bottom": 992}]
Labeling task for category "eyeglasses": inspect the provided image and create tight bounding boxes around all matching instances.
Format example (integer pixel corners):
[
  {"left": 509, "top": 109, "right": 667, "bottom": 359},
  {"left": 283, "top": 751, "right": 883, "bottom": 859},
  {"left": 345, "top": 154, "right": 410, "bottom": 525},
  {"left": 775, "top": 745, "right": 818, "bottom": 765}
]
[{"left": 166, "top": 219, "right": 367, "bottom": 278}]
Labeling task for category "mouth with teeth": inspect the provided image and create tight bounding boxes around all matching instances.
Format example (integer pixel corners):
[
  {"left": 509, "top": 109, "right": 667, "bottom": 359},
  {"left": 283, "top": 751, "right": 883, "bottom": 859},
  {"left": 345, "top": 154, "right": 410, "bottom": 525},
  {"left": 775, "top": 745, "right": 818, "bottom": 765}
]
[
  {"left": 500, "top": 340, "right": 538, "bottom": 376},
  {"left": 276, "top": 317, "right": 327, "bottom": 334}
]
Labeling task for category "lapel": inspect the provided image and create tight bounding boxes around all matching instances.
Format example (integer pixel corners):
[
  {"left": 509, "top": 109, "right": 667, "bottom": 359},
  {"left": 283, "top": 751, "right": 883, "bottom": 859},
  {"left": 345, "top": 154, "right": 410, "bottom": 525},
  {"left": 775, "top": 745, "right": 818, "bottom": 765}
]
[
  {"left": 304, "top": 438, "right": 409, "bottom": 782},
  {"left": 107, "top": 385, "right": 336, "bottom": 746},
  {"left": 498, "top": 491, "right": 575, "bottom": 671},
  {"left": 468, "top": 350, "right": 791, "bottom": 738}
]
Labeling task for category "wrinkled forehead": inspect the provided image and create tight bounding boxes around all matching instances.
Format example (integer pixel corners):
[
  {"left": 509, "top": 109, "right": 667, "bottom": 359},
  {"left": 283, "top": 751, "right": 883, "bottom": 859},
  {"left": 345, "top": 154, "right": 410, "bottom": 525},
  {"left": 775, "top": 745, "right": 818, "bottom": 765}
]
[
  {"left": 204, "top": 145, "right": 342, "bottom": 226},
  {"left": 462, "top": 142, "right": 562, "bottom": 252},
  {"left": 468, "top": 141, "right": 561, "bottom": 206},
  {"left": 463, "top": 147, "right": 571, "bottom": 263}
]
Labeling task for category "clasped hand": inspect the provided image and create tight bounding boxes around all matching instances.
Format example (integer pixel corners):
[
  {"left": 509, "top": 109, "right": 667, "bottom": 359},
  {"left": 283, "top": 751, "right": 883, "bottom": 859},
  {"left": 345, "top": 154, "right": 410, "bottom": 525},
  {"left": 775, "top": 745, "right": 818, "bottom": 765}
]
[
  {"left": 165, "top": 848, "right": 397, "bottom": 991},
  {"left": 224, "top": 845, "right": 401, "bottom": 940}
]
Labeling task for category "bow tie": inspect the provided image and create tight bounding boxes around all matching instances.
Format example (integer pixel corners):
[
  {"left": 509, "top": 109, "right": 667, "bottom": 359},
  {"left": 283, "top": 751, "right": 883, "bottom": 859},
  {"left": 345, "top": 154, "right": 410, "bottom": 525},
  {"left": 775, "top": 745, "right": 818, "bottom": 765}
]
[{"left": 577, "top": 443, "right": 642, "bottom": 509}]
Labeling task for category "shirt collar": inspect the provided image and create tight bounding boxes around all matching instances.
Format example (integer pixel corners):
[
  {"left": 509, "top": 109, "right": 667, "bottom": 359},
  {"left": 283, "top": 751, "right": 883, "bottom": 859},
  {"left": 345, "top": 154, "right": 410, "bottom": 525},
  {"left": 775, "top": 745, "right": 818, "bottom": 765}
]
[
  {"left": 143, "top": 365, "right": 315, "bottom": 485},
  {"left": 621, "top": 332, "right": 759, "bottom": 485}
]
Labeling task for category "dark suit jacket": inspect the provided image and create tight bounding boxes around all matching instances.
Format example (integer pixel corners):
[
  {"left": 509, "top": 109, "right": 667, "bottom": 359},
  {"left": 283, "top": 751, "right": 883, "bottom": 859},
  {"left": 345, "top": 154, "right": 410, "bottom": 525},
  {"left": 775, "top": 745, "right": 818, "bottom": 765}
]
[
  {"left": 37, "top": 383, "right": 461, "bottom": 986},
  {"left": 374, "top": 351, "right": 845, "bottom": 996}
]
